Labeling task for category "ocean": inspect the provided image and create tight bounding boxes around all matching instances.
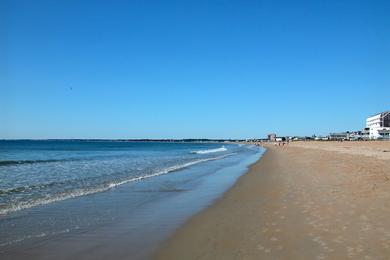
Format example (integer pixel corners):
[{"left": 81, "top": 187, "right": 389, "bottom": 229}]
[{"left": 0, "top": 140, "right": 264, "bottom": 258}]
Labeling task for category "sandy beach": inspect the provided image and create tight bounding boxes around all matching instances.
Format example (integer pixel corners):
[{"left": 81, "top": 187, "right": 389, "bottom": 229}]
[{"left": 155, "top": 141, "right": 390, "bottom": 259}]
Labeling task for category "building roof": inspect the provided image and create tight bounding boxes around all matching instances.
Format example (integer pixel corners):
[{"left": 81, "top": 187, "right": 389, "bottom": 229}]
[
  {"left": 368, "top": 110, "right": 390, "bottom": 118},
  {"left": 329, "top": 132, "right": 348, "bottom": 135}
]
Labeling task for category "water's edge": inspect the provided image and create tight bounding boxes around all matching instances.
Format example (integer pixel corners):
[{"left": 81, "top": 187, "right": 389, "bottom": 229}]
[{"left": 151, "top": 147, "right": 268, "bottom": 258}]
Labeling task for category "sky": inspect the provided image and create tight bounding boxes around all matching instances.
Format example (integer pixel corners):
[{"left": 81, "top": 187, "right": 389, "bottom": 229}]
[{"left": 1, "top": 0, "right": 390, "bottom": 139}]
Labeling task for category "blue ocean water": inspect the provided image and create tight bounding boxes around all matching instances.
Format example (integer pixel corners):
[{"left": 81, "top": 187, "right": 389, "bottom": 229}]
[
  {"left": 0, "top": 141, "right": 231, "bottom": 214},
  {"left": 0, "top": 140, "right": 264, "bottom": 257}
]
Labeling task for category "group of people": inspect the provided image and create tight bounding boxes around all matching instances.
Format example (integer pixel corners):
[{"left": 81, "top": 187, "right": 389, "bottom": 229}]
[
  {"left": 250, "top": 140, "right": 290, "bottom": 147},
  {"left": 275, "top": 140, "right": 289, "bottom": 147}
]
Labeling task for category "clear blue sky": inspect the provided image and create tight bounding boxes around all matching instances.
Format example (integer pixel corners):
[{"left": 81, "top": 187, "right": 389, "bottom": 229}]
[{"left": 1, "top": 0, "right": 389, "bottom": 139}]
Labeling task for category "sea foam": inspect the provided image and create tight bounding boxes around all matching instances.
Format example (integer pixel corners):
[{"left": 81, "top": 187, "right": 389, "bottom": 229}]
[{"left": 191, "top": 146, "right": 227, "bottom": 154}]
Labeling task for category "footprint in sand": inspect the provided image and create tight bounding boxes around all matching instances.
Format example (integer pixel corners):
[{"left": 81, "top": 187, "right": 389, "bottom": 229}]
[
  {"left": 346, "top": 246, "right": 356, "bottom": 258},
  {"left": 257, "top": 245, "right": 264, "bottom": 251},
  {"left": 377, "top": 226, "right": 386, "bottom": 233},
  {"left": 333, "top": 236, "right": 345, "bottom": 244},
  {"left": 359, "top": 215, "right": 368, "bottom": 221},
  {"left": 356, "top": 245, "right": 364, "bottom": 253}
]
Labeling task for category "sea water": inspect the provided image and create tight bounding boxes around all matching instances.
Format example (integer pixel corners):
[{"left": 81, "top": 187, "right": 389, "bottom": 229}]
[{"left": 0, "top": 140, "right": 264, "bottom": 258}]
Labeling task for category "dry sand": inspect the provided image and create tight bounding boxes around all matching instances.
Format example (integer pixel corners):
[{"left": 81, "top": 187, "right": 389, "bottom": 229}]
[
  {"left": 290, "top": 141, "right": 390, "bottom": 160},
  {"left": 155, "top": 141, "right": 390, "bottom": 259}
]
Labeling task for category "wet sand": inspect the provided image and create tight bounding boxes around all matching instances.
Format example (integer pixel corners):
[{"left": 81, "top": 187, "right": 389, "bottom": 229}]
[{"left": 155, "top": 141, "right": 390, "bottom": 259}]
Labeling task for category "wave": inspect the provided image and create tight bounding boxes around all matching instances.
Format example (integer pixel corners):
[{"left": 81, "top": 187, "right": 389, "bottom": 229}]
[
  {"left": 107, "top": 152, "right": 236, "bottom": 188},
  {"left": 0, "top": 159, "right": 65, "bottom": 166},
  {"left": 190, "top": 146, "right": 227, "bottom": 154},
  {"left": 0, "top": 179, "right": 77, "bottom": 195},
  {"left": 0, "top": 153, "right": 237, "bottom": 216},
  {"left": 0, "top": 154, "right": 127, "bottom": 167}
]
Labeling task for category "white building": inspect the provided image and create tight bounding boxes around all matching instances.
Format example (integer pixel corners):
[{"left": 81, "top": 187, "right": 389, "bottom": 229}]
[{"left": 366, "top": 111, "right": 390, "bottom": 139}]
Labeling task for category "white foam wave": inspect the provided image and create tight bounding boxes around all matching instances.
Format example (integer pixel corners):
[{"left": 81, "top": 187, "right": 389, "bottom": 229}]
[
  {"left": 108, "top": 152, "right": 236, "bottom": 188},
  {"left": 191, "top": 146, "right": 227, "bottom": 154},
  {"left": 0, "top": 232, "right": 47, "bottom": 247},
  {"left": 0, "top": 153, "right": 236, "bottom": 216},
  {"left": 0, "top": 228, "right": 73, "bottom": 248}
]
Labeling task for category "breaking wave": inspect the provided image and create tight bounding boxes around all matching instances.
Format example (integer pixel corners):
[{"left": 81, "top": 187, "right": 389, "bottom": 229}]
[{"left": 191, "top": 146, "right": 227, "bottom": 154}]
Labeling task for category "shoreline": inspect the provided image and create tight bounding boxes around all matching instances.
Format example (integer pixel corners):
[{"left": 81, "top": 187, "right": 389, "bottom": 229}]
[
  {"left": 154, "top": 147, "right": 272, "bottom": 259},
  {"left": 0, "top": 144, "right": 264, "bottom": 260},
  {"left": 154, "top": 141, "right": 390, "bottom": 259}
]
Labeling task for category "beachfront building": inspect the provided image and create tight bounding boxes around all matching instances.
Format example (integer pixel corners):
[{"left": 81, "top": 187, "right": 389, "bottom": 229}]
[
  {"left": 362, "top": 127, "right": 370, "bottom": 139},
  {"left": 329, "top": 132, "right": 348, "bottom": 141},
  {"left": 378, "top": 129, "right": 390, "bottom": 140},
  {"left": 267, "top": 133, "right": 276, "bottom": 142},
  {"left": 314, "top": 136, "right": 330, "bottom": 141},
  {"left": 348, "top": 131, "right": 365, "bottom": 140},
  {"left": 366, "top": 111, "right": 390, "bottom": 139}
]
